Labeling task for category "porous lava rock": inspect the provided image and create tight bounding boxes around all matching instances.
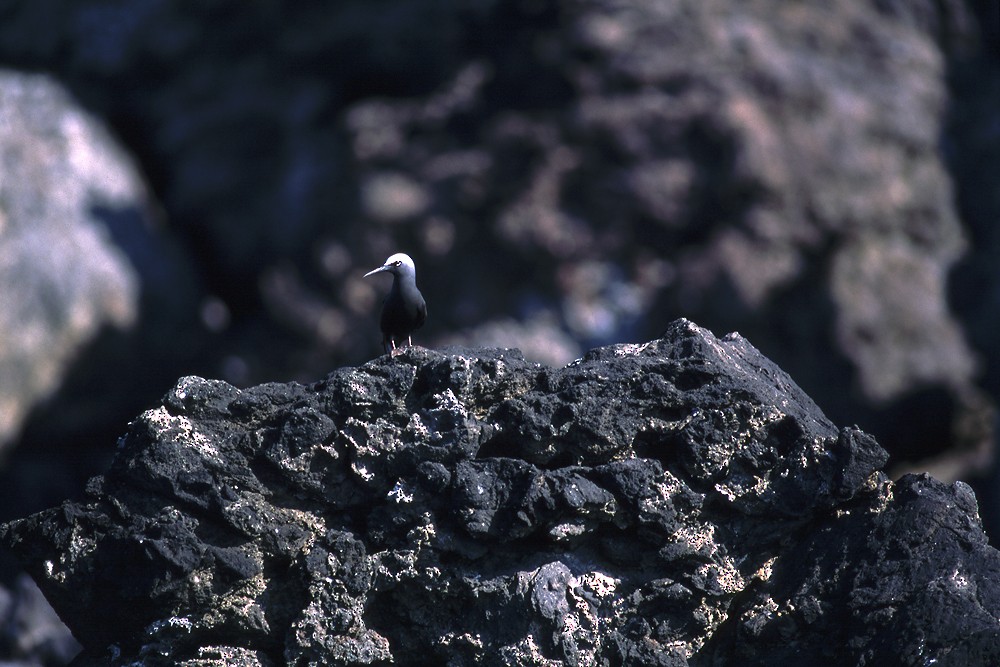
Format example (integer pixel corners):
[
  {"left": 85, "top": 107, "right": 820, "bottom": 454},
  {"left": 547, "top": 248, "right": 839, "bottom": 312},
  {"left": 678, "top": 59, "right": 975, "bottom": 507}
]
[{"left": 3, "top": 320, "right": 998, "bottom": 666}]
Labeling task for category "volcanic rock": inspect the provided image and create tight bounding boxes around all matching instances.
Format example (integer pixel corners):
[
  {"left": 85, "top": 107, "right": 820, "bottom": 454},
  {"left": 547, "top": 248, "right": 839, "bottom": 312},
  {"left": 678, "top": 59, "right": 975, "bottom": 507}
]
[{"left": 2, "top": 320, "right": 998, "bottom": 666}]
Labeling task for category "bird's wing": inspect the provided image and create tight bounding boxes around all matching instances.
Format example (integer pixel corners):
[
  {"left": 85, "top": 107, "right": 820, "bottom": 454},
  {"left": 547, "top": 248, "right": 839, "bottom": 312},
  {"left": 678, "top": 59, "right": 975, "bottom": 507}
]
[{"left": 415, "top": 298, "right": 427, "bottom": 329}]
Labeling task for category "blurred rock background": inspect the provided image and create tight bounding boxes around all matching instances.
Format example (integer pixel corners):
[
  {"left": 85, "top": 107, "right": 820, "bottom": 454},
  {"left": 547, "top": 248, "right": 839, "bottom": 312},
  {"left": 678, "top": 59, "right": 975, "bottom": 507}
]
[{"left": 0, "top": 0, "right": 996, "bottom": 661}]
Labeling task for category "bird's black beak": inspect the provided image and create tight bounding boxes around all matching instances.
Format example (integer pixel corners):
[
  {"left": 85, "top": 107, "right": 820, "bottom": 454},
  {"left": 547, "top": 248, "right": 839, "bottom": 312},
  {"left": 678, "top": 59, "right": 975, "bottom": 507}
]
[{"left": 364, "top": 264, "right": 390, "bottom": 278}]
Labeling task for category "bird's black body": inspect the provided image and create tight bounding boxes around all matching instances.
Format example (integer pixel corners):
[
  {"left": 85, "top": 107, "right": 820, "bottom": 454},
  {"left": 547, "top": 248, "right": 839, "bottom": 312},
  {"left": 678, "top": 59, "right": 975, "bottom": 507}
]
[
  {"left": 379, "top": 277, "right": 426, "bottom": 352},
  {"left": 364, "top": 253, "right": 426, "bottom": 354}
]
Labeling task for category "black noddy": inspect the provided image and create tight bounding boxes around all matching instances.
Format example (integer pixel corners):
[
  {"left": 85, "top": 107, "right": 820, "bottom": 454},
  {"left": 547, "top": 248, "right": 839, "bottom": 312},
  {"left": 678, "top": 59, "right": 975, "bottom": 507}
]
[{"left": 364, "top": 252, "right": 427, "bottom": 354}]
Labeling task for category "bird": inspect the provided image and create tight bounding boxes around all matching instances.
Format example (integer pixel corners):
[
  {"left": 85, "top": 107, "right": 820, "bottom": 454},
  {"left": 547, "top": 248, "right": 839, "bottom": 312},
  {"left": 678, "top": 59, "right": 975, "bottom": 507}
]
[{"left": 364, "top": 252, "right": 427, "bottom": 355}]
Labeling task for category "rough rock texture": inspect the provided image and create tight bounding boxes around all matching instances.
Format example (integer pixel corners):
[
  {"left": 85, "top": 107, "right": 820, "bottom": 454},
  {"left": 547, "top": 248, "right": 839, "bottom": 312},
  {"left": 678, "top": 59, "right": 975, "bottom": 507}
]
[
  {"left": 3, "top": 320, "right": 998, "bottom": 666},
  {"left": 0, "top": 3, "right": 998, "bottom": 664}
]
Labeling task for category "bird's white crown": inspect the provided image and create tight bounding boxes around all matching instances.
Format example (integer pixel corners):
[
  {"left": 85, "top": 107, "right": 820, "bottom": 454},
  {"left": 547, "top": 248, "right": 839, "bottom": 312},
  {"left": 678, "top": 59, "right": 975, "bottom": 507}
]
[{"left": 383, "top": 253, "right": 415, "bottom": 271}]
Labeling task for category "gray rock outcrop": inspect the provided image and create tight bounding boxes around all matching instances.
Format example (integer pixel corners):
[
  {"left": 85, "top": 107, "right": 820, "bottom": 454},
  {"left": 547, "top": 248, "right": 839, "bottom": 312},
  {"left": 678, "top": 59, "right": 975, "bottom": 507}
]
[
  {"left": 3, "top": 320, "right": 997, "bottom": 666},
  {"left": 0, "top": 69, "right": 143, "bottom": 451}
]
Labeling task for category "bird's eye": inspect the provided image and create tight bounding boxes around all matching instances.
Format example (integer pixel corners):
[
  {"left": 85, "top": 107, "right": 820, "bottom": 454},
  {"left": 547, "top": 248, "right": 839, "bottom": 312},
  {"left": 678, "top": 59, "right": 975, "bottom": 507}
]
[{"left": 393, "top": 261, "right": 402, "bottom": 266}]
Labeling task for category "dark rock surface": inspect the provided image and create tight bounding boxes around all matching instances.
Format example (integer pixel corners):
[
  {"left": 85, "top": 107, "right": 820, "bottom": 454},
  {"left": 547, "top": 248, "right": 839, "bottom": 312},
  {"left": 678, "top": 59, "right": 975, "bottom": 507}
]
[{"left": 3, "top": 320, "right": 998, "bottom": 666}]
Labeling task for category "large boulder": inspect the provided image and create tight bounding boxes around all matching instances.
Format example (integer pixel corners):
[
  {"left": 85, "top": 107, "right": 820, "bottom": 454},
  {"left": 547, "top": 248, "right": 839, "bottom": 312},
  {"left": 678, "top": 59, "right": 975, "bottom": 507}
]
[
  {"left": 0, "top": 69, "right": 141, "bottom": 452},
  {"left": 3, "top": 320, "right": 997, "bottom": 665}
]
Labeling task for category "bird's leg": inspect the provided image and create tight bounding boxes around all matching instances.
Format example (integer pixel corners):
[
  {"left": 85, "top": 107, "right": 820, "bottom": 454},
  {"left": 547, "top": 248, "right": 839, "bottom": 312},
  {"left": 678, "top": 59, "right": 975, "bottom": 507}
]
[
  {"left": 407, "top": 335, "right": 413, "bottom": 347},
  {"left": 389, "top": 337, "right": 403, "bottom": 357}
]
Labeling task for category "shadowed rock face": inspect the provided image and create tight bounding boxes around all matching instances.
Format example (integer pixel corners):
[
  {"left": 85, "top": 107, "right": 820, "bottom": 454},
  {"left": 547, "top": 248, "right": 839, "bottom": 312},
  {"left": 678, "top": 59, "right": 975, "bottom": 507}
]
[{"left": 2, "top": 320, "right": 998, "bottom": 666}]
